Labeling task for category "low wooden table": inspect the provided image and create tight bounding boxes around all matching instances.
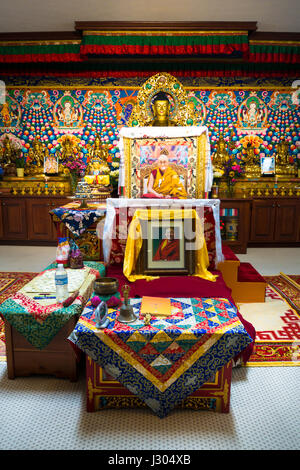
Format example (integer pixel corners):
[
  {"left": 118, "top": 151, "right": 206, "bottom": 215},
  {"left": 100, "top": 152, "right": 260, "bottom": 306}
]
[
  {"left": 5, "top": 316, "right": 79, "bottom": 382},
  {"left": 0, "top": 262, "right": 104, "bottom": 381}
]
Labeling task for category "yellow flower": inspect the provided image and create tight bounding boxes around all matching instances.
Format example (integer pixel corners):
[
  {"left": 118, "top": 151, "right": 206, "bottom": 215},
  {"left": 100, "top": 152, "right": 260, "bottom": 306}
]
[{"left": 229, "top": 171, "right": 235, "bottom": 177}]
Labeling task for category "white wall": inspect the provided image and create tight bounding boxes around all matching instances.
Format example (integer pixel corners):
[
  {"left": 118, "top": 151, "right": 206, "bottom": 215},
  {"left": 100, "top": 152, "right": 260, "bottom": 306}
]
[{"left": 0, "top": 0, "right": 299, "bottom": 33}]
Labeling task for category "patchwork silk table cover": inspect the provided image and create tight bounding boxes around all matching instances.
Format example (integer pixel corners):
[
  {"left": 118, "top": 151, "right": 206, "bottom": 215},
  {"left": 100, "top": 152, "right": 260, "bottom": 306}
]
[
  {"left": 68, "top": 296, "right": 253, "bottom": 418},
  {"left": 50, "top": 201, "right": 106, "bottom": 237},
  {"left": 0, "top": 262, "right": 104, "bottom": 350}
]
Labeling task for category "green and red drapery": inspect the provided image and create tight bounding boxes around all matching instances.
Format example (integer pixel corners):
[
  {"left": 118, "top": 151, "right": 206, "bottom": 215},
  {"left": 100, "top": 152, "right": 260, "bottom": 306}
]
[
  {"left": 0, "top": 25, "right": 299, "bottom": 76},
  {"left": 249, "top": 40, "right": 300, "bottom": 64},
  {"left": 80, "top": 30, "right": 249, "bottom": 57},
  {"left": 0, "top": 40, "right": 82, "bottom": 63}
]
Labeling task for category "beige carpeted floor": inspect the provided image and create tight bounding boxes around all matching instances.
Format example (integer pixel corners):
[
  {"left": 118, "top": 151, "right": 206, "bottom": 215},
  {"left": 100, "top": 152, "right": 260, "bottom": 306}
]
[{"left": 0, "top": 245, "right": 299, "bottom": 450}]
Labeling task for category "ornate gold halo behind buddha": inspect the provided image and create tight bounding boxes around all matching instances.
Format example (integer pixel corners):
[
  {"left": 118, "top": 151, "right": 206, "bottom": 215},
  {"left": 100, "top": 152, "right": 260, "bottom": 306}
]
[
  {"left": 212, "top": 135, "right": 231, "bottom": 172},
  {"left": 128, "top": 72, "right": 197, "bottom": 127},
  {"left": 275, "top": 139, "right": 296, "bottom": 177},
  {"left": 243, "top": 144, "right": 261, "bottom": 178}
]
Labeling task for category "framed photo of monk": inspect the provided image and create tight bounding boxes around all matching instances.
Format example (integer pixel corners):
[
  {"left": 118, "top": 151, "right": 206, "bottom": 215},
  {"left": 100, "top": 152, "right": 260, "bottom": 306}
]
[
  {"left": 136, "top": 217, "right": 196, "bottom": 276},
  {"left": 44, "top": 154, "right": 58, "bottom": 175},
  {"left": 122, "top": 132, "right": 207, "bottom": 199}
]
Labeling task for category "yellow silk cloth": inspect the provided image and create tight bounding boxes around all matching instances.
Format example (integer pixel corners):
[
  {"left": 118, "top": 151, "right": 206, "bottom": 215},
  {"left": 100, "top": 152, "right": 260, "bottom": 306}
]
[
  {"left": 149, "top": 167, "right": 188, "bottom": 198},
  {"left": 123, "top": 209, "right": 217, "bottom": 282}
]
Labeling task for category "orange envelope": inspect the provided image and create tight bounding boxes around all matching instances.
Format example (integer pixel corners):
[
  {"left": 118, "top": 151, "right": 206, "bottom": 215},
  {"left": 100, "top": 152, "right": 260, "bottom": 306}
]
[{"left": 140, "top": 296, "right": 172, "bottom": 317}]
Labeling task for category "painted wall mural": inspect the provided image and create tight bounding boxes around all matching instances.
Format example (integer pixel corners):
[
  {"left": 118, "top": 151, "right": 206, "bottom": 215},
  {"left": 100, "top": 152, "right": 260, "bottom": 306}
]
[{"left": 0, "top": 86, "right": 299, "bottom": 177}]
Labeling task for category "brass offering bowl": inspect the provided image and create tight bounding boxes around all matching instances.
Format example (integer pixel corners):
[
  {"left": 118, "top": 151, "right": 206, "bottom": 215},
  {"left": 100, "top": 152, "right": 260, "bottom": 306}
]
[{"left": 94, "top": 277, "right": 119, "bottom": 296}]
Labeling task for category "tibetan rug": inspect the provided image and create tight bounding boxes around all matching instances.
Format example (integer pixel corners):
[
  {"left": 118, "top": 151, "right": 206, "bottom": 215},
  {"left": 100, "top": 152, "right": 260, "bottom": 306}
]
[
  {"left": 238, "top": 274, "right": 300, "bottom": 367},
  {"left": 0, "top": 272, "right": 37, "bottom": 361},
  {"left": 263, "top": 273, "right": 300, "bottom": 313}
]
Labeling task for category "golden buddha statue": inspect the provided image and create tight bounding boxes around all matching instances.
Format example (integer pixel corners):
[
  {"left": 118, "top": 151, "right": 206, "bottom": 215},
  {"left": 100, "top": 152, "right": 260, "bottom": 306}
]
[
  {"left": 58, "top": 136, "right": 76, "bottom": 163},
  {"left": 0, "top": 135, "right": 19, "bottom": 176},
  {"left": 87, "top": 135, "right": 107, "bottom": 161},
  {"left": 56, "top": 136, "right": 80, "bottom": 175},
  {"left": 84, "top": 137, "right": 111, "bottom": 187},
  {"left": 86, "top": 137, "right": 110, "bottom": 176},
  {"left": 243, "top": 144, "right": 261, "bottom": 178},
  {"left": 1, "top": 103, "right": 12, "bottom": 127},
  {"left": 212, "top": 135, "right": 231, "bottom": 172},
  {"left": 24, "top": 138, "right": 47, "bottom": 176},
  {"left": 147, "top": 92, "right": 177, "bottom": 127},
  {"left": 275, "top": 139, "right": 296, "bottom": 177}
]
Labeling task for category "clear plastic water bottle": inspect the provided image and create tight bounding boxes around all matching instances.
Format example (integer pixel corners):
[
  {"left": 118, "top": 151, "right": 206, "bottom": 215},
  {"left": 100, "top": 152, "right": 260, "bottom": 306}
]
[{"left": 55, "top": 264, "right": 68, "bottom": 303}]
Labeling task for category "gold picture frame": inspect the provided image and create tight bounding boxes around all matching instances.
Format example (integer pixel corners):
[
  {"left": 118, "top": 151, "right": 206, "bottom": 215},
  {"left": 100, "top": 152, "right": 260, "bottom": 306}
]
[
  {"left": 135, "top": 216, "right": 196, "bottom": 276},
  {"left": 123, "top": 133, "right": 207, "bottom": 199}
]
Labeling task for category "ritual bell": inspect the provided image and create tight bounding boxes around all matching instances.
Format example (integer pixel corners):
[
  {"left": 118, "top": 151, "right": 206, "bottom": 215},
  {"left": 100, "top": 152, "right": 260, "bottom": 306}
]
[{"left": 117, "top": 285, "right": 138, "bottom": 324}]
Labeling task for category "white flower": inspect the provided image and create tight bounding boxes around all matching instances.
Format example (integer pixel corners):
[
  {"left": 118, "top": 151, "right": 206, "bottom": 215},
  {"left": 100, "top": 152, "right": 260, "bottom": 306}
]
[{"left": 213, "top": 169, "right": 224, "bottom": 178}]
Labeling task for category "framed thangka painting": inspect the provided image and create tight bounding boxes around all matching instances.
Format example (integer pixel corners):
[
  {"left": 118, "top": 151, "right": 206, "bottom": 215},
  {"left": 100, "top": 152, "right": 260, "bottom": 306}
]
[{"left": 119, "top": 127, "right": 213, "bottom": 198}]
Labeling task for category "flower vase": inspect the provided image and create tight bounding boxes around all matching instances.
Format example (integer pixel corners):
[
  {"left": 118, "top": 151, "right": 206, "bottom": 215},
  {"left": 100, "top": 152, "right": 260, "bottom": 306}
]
[
  {"left": 70, "top": 173, "right": 78, "bottom": 194},
  {"left": 226, "top": 184, "right": 235, "bottom": 198},
  {"left": 211, "top": 184, "right": 219, "bottom": 199}
]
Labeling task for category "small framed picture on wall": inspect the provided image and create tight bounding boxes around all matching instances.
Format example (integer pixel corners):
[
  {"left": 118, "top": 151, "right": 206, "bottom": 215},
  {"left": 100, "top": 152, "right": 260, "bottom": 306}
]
[
  {"left": 261, "top": 156, "right": 275, "bottom": 175},
  {"left": 44, "top": 154, "right": 58, "bottom": 175}
]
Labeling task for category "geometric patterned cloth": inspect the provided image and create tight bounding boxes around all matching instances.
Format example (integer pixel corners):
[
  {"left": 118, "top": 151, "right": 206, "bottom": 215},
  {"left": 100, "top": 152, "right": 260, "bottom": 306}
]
[{"left": 69, "top": 297, "right": 253, "bottom": 417}]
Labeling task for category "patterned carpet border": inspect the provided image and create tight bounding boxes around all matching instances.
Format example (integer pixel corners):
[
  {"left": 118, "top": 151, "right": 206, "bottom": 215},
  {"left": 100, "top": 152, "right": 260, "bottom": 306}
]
[
  {"left": 263, "top": 273, "right": 300, "bottom": 314},
  {"left": 0, "top": 272, "right": 38, "bottom": 361},
  {"left": 245, "top": 273, "right": 300, "bottom": 367}
]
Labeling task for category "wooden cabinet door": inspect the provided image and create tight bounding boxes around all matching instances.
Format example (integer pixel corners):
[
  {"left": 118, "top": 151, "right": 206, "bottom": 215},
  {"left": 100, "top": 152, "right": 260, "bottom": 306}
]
[
  {"left": 274, "top": 199, "right": 299, "bottom": 242},
  {"left": 220, "top": 200, "right": 250, "bottom": 253},
  {"left": 50, "top": 198, "right": 70, "bottom": 241},
  {"left": 2, "top": 198, "right": 27, "bottom": 240},
  {"left": 250, "top": 199, "right": 276, "bottom": 242},
  {"left": 26, "top": 198, "right": 53, "bottom": 241}
]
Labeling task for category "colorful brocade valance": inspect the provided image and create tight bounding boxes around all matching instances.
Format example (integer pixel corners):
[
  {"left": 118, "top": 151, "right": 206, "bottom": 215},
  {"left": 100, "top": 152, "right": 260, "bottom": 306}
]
[
  {"left": 249, "top": 40, "right": 300, "bottom": 64},
  {"left": 0, "top": 28, "right": 298, "bottom": 75},
  {"left": 80, "top": 30, "right": 249, "bottom": 56},
  {"left": 0, "top": 40, "right": 82, "bottom": 63}
]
